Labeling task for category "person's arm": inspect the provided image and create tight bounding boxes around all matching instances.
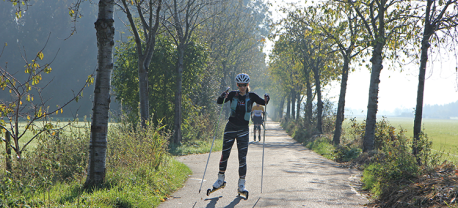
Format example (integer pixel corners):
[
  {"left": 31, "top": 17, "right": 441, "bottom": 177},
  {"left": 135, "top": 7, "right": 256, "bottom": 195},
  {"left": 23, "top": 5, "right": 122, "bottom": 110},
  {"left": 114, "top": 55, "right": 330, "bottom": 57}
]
[
  {"left": 252, "top": 93, "right": 266, "bottom": 105},
  {"left": 217, "top": 90, "right": 233, "bottom": 104}
]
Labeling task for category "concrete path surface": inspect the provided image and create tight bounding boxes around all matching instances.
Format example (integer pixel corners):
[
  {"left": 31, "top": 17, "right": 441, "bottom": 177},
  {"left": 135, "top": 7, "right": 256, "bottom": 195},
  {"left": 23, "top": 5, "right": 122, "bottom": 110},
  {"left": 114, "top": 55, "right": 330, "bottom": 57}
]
[{"left": 159, "top": 119, "right": 369, "bottom": 208}]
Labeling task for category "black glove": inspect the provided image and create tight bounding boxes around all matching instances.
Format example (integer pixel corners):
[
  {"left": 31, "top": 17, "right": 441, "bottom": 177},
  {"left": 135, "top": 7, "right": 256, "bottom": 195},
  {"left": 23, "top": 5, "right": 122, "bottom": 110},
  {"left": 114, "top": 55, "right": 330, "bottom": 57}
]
[
  {"left": 264, "top": 93, "right": 270, "bottom": 104},
  {"left": 219, "top": 91, "right": 227, "bottom": 99}
]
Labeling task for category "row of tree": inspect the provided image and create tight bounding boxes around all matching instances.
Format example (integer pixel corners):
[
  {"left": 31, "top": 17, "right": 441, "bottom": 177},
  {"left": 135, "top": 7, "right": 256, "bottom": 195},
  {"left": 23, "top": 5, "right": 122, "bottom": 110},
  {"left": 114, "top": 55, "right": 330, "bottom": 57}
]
[
  {"left": 1, "top": 0, "right": 271, "bottom": 186},
  {"left": 267, "top": 0, "right": 458, "bottom": 160},
  {"left": 111, "top": 0, "right": 270, "bottom": 143}
]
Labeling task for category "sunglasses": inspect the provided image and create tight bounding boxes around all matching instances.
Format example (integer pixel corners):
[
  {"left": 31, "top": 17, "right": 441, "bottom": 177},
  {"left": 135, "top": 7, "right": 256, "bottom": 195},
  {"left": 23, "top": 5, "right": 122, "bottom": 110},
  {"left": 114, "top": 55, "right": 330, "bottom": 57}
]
[{"left": 237, "top": 83, "right": 247, "bottom": 87}]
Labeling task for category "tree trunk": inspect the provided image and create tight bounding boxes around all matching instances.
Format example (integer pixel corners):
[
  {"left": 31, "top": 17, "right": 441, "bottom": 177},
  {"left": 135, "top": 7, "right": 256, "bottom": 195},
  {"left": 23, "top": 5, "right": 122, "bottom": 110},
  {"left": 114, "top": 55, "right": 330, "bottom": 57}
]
[
  {"left": 305, "top": 70, "right": 313, "bottom": 125},
  {"left": 333, "top": 56, "right": 350, "bottom": 145},
  {"left": 138, "top": 59, "right": 149, "bottom": 127},
  {"left": 413, "top": 0, "right": 433, "bottom": 160},
  {"left": 173, "top": 43, "right": 185, "bottom": 144},
  {"left": 120, "top": 0, "right": 159, "bottom": 128},
  {"left": 363, "top": 42, "right": 384, "bottom": 152},
  {"left": 5, "top": 131, "right": 12, "bottom": 172},
  {"left": 296, "top": 91, "right": 301, "bottom": 120},
  {"left": 291, "top": 89, "right": 296, "bottom": 120},
  {"left": 286, "top": 93, "right": 291, "bottom": 120},
  {"left": 313, "top": 66, "right": 322, "bottom": 134},
  {"left": 85, "top": 0, "right": 115, "bottom": 186}
]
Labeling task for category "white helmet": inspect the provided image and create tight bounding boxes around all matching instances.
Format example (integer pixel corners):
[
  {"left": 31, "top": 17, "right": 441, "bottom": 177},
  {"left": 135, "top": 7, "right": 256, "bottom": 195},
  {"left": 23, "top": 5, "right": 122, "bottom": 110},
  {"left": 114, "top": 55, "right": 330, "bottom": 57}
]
[{"left": 235, "top": 73, "right": 250, "bottom": 83}]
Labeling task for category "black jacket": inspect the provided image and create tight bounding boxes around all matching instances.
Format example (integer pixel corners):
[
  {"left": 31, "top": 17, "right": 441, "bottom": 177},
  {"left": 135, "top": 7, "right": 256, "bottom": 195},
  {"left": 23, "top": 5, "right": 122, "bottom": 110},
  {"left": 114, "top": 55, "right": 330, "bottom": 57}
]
[{"left": 217, "top": 91, "right": 266, "bottom": 126}]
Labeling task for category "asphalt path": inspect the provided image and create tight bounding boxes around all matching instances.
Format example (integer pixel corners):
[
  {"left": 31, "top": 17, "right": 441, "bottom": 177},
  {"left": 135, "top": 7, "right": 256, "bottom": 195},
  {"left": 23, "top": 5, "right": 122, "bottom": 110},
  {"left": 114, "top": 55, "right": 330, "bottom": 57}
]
[{"left": 159, "top": 118, "right": 369, "bottom": 208}]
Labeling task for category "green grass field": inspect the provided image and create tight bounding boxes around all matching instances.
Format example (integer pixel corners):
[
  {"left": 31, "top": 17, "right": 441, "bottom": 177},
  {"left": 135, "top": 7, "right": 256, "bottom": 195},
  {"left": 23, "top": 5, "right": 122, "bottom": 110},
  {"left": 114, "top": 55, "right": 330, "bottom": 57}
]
[
  {"left": 344, "top": 116, "right": 458, "bottom": 163},
  {"left": 4, "top": 117, "right": 457, "bottom": 162}
]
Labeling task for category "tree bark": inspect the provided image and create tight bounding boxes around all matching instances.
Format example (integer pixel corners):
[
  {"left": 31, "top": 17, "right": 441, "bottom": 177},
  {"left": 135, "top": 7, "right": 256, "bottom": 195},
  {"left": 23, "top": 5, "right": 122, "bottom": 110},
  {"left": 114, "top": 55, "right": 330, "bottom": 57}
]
[
  {"left": 305, "top": 68, "right": 313, "bottom": 125},
  {"left": 333, "top": 56, "right": 350, "bottom": 145},
  {"left": 173, "top": 43, "right": 185, "bottom": 144},
  {"left": 312, "top": 65, "right": 323, "bottom": 134},
  {"left": 5, "top": 131, "right": 12, "bottom": 172},
  {"left": 291, "top": 89, "right": 296, "bottom": 120},
  {"left": 363, "top": 42, "right": 384, "bottom": 152},
  {"left": 413, "top": 0, "right": 433, "bottom": 159},
  {"left": 85, "top": 0, "right": 114, "bottom": 186},
  {"left": 296, "top": 91, "right": 301, "bottom": 120},
  {"left": 286, "top": 93, "right": 291, "bottom": 120},
  {"left": 138, "top": 59, "right": 149, "bottom": 127}
]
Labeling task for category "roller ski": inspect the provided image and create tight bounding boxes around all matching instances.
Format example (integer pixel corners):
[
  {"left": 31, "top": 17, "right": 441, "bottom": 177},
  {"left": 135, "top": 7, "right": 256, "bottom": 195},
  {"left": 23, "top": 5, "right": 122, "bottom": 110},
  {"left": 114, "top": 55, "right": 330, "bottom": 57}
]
[
  {"left": 237, "top": 178, "right": 249, "bottom": 200},
  {"left": 207, "top": 173, "right": 226, "bottom": 196}
]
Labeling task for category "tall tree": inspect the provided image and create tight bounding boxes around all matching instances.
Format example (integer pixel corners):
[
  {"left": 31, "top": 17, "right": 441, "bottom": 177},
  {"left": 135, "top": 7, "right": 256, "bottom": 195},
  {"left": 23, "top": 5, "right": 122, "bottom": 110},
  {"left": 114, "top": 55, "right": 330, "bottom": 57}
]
[
  {"left": 200, "top": 0, "right": 270, "bottom": 117},
  {"left": 347, "top": 0, "right": 419, "bottom": 152},
  {"left": 412, "top": 0, "right": 458, "bottom": 160},
  {"left": 277, "top": 6, "right": 339, "bottom": 133},
  {"left": 274, "top": 8, "right": 313, "bottom": 124},
  {"left": 163, "top": 0, "right": 215, "bottom": 144},
  {"left": 85, "top": 0, "right": 115, "bottom": 186},
  {"left": 268, "top": 35, "right": 300, "bottom": 120},
  {"left": 319, "top": 0, "right": 367, "bottom": 144},
  {"left": 117, "top": 0, "right": 162, "bottom": 128}
]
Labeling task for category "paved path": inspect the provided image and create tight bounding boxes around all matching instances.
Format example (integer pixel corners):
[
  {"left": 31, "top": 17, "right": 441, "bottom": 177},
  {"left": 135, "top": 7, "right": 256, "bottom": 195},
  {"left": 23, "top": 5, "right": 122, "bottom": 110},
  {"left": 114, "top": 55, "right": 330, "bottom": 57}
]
[{"left": 159, "top": 119, "right": 369, "bottom": 208}]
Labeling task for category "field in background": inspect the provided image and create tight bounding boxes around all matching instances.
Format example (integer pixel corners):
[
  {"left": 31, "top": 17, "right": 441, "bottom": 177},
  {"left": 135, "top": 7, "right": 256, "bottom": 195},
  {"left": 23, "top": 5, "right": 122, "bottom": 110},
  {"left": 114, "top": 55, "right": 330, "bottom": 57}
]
[
  {"left": 0, "top": 120, "right": 92, "bottom": 157},
  {"left": 3, "top": 117, "right": 456, "bottom": 162},
  {"left": 344, "top": 117, "right": 458, "bottom": 163}
]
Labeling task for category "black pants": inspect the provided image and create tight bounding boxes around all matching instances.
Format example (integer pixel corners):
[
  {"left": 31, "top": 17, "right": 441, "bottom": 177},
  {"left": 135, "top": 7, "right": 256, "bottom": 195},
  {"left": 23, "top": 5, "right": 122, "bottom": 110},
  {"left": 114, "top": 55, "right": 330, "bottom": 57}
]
[{"left": 218, "top": 121, "right": 249, "bottom": 178}]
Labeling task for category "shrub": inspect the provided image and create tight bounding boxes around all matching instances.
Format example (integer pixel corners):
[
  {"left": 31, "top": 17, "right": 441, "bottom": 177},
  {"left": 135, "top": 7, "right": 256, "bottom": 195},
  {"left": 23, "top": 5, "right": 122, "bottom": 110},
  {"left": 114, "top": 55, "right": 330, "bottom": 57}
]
[
  {"left": 360, "top": 125, "right": 421, "bottom": 198},
  {"left": 0, "top": 114, "right": 177, "bottom": 207},
  {"left": 334, "top": 145, "right": 362, "bottom": 162},
  {"left": 306, "top": 136, "right": 335, "bottom": 160},
  {"left": 106, "top": 117, "right": 170, "bottom": 172},
  {"left": 0, "top": 120, "right": 90, "bottom": 206}
]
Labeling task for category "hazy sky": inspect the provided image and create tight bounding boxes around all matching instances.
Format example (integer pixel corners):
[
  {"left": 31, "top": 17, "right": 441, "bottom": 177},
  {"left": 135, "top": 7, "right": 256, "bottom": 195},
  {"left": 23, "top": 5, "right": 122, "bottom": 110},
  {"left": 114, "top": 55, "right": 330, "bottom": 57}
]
[
  {"left": 325, "top": 60, "right": 458, "bottom": 113},
  {"left": 265, "top": 0, "right": 458, "bottom": 113}
]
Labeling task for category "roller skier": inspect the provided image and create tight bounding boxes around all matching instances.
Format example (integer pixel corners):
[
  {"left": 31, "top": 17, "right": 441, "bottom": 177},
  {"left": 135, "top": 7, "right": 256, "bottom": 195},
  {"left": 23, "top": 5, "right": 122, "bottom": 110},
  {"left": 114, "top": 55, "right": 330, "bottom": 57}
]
[
  {"left": 206, "top": 73, "right": 270, "bottom": 200},
  {"left": 251, "top": 103, "right": 264, "bottom": 142}
]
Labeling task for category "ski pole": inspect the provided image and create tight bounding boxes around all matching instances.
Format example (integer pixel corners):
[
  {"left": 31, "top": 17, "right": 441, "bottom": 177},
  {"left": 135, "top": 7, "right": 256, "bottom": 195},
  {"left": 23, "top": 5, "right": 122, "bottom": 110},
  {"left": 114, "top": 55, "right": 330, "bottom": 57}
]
[
  {"left": 198, "top": 87, "right": 230, "bottom": 193},
  {"left": 261, "top": 102, "right": 267, "bottom": 193}
]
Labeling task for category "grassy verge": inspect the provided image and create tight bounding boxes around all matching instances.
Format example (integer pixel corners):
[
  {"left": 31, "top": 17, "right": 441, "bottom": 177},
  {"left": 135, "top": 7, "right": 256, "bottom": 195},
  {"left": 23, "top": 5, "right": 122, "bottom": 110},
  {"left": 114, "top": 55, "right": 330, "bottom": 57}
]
[
  {"left": 20, "top": 158, "right": 191, "bottom": 207},
  {"left": 282, "top": 116, "right": 457, "bottom": 207},
  {"left": 0, "top": 117, "right": 192, "bottom": 207},
  {"left": 169, "top": 139, "right": 223, "bottom": 156}
]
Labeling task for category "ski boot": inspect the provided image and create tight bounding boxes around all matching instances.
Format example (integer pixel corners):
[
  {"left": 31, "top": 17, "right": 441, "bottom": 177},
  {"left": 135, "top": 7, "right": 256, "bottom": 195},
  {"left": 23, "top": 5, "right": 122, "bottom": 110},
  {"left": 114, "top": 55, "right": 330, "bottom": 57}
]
[
  {"left": 237, "top": 178, "right": 249, "bottom": 199},
  {"left": 207, "top": 173, "right": 226, "bottom": 196}
]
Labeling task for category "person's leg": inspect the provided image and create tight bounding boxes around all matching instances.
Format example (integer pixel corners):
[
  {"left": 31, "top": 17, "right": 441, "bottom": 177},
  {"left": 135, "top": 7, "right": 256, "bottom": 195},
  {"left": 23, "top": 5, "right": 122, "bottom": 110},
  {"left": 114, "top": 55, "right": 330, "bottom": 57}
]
[
  {"left": 258, "top": 128, "right": 261, "bottom": 141},
  {"left": 254, "top": 125, "right": 259, "bottom": 141},
  {"left": 236, "top": 126, "right": 249, "bottom": 179},
  {"left": 253, "top": 125, "right": 257, "bottom": 141},
  {"left": 219, "top": 122, "right": 237, "bottom": 174},
  {"left": 213, "top": 122, "right": 237, "bottom": 189},
  {"left": 236, "top": 126, "right": 249, "bottom": 193}
]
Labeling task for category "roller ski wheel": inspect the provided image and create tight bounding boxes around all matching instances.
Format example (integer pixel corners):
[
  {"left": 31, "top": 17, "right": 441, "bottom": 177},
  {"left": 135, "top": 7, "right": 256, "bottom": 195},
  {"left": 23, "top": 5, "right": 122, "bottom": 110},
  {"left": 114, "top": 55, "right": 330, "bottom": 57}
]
[
  {"left": 206, "top": 181, "right": 226, "bottom": 196},
  {"left": 237, "top": 190, "right": 249, "bottom": 200}
]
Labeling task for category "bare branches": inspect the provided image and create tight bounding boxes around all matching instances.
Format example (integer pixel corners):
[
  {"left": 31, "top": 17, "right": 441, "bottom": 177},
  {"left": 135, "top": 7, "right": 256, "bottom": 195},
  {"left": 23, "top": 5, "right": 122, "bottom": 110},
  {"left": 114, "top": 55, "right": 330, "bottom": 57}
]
[{"left": 0, "top": 37, "right": 94, "bottom": 158}]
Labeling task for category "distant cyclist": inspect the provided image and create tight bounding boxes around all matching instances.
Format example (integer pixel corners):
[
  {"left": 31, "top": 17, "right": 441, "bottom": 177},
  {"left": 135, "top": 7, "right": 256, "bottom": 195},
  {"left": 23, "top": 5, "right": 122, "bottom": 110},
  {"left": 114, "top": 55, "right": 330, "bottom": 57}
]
[{"left": 251, "top": 103, "right": 264, "bottom": 142}]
